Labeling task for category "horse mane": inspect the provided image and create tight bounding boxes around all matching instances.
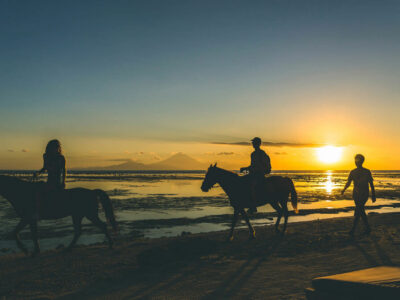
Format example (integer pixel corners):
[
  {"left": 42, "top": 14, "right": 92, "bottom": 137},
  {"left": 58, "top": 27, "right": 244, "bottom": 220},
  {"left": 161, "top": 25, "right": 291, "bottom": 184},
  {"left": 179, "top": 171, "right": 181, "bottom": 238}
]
[
  {"left": 215, "top": 167, "right": 239, "bottom": 178},
  {"left": 0, "top": 175, "right": 32, "bottom": 187}
]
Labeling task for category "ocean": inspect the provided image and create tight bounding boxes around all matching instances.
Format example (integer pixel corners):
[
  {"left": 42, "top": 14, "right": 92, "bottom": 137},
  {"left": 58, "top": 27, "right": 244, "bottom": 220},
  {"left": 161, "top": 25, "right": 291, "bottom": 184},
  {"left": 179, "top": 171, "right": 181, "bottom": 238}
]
[{"left": 1, "top": 170, "right": 399, "bottom": 255}]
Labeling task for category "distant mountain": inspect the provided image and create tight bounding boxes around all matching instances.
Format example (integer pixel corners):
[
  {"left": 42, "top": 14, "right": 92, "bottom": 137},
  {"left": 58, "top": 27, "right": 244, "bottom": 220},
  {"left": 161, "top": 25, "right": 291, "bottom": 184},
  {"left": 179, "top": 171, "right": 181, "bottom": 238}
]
[
  {"left": 75, "top": 153, "right": 207, "bottom": 171},
  {"left": 147, "top": 153, "right": 207, "bottom": 170},
  {"left": 74, "top": 160, "right": 148, "bottom": 171}
]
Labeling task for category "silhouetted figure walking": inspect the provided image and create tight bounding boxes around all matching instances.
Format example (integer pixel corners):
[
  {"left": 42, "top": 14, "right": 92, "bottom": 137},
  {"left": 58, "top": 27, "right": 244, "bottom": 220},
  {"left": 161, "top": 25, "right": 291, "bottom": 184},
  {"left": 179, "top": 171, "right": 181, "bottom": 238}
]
[
  {"left": 240, "top": 137, "right": 271, "bottom": 214},
  {"left": 341, "top": 154, "right": 376, "bottom": 236},
  {"left": 34, "top": 139, "right": 66, "bottom": 219}
]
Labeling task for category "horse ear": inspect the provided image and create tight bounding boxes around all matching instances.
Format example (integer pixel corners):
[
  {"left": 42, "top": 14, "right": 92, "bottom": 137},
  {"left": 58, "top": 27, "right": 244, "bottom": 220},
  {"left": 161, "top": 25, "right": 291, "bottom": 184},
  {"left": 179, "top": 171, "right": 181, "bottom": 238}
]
[
  {"left": 209, "top": 164, "right": 212, "bottom": 168},
  {"left": 213, "top": 162, "right": 217, "bottom": 167}
]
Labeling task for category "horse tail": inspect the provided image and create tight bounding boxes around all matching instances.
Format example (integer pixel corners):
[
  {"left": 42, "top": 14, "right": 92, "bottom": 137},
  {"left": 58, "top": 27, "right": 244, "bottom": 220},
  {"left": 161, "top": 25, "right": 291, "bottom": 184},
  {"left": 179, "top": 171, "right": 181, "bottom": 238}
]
[
  {"left": 287, "top": 178, "right": 299, "bottom": 214},
  {"left": 95, "top": 189, "right": 118, "bottom": 234}
]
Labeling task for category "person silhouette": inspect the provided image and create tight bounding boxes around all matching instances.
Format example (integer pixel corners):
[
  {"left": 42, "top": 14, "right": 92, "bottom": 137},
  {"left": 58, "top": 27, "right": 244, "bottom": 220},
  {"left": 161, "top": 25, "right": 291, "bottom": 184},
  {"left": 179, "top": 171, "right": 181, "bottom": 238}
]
[
  {"left": 33, "top": 139, "right": 66, "bottom": 219},
  {"left": 240, "top": 137, "right": 271, "bottom": 214},
  {"left": 341, "top": 154, "right": 376, "bottom": 236}
]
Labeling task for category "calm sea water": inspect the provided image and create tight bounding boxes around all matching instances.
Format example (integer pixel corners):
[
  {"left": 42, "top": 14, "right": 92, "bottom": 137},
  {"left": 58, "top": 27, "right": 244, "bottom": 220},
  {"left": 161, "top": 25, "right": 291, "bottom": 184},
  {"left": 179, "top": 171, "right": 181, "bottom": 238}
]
[{"left": 1, "top": 170, "right": 399, "bottom": 254}]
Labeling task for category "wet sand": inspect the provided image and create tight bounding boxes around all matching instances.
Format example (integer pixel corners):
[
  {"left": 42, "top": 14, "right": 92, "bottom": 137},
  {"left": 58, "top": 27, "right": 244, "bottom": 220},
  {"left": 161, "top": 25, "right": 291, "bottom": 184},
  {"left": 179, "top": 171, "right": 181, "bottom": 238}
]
[{"left": 1, "top": 213, "right": 400, "bottom": 299}]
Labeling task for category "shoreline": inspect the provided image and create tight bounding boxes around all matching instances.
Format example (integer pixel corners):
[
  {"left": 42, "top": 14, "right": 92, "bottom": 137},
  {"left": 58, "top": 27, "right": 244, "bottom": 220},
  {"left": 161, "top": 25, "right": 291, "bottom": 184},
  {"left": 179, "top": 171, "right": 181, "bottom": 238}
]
[
  {"left": 1, "top": 212, "right": 400, "bottom": 299},
  {"left": 1, "top": 201, "right": 400, "bottom": 256}
]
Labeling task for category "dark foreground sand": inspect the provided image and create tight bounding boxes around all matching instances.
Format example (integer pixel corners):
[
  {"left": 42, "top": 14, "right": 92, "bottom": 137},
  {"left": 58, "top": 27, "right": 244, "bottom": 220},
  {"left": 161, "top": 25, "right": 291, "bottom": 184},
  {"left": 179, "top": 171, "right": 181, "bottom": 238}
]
[{"left": 1, "top": 213, "right": 400, "bottom": 300}]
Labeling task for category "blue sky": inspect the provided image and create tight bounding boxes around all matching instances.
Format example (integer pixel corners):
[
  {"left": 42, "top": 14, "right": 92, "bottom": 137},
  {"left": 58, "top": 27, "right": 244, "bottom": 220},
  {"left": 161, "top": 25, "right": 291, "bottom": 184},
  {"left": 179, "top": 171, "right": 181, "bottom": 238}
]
[{"left": 1, "top": 0, "right": 399, "bottom": 169}]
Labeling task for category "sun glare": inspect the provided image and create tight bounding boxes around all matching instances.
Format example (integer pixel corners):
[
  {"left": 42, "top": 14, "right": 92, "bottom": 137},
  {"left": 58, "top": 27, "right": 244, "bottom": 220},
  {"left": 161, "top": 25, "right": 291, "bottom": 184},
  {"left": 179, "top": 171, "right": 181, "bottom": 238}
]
[{"left": 317, "top": 146, "right": 342, "bottom": 164}]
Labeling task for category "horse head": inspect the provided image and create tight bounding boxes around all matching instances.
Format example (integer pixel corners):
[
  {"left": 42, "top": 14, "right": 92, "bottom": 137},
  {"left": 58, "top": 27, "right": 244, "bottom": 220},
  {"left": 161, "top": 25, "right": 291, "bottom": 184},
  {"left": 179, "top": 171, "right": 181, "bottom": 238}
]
[{"left": 201, "top": 163, "right": 218, "bottom": 192}]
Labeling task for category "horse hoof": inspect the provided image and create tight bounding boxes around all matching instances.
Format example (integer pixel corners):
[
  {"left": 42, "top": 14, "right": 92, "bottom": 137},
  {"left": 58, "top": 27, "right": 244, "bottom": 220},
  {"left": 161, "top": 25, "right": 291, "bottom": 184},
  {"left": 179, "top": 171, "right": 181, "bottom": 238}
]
[
  {"left": 249, "top": 232, "right": 256, "bottom": 240},
  {"left": 275, "top": 229, "right": 281, "bottom": 235}
]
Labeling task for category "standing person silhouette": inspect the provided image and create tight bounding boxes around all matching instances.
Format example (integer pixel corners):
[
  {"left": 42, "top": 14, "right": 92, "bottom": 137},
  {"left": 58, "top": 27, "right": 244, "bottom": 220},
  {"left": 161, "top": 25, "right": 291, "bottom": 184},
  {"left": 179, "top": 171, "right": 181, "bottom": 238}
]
[
  {"left": 34, "top": 139, "right": 66, "bottom": 219},
  {"left": 240, "top": 137, "right": 271, "bottom": 214},
  {"left": 341, "top": 154, "right": 376, "bottom": 236}
]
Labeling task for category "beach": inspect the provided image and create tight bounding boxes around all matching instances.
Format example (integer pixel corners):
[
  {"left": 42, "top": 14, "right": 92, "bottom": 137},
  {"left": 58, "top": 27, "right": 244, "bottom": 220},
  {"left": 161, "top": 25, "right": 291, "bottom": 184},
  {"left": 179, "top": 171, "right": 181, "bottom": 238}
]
[
  {"left": 1, "top": 212, "right": 400, "bottom": 299},
  {"left": 2, "top": 1, "right": 400, "bottom": 298}
]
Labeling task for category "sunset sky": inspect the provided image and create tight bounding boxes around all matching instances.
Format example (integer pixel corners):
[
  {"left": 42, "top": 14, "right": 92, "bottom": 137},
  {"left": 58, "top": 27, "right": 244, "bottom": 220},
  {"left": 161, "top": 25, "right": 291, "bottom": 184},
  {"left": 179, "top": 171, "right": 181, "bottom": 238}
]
[{"left": 1, "top": 0, "right": 399, "bottom": 170}]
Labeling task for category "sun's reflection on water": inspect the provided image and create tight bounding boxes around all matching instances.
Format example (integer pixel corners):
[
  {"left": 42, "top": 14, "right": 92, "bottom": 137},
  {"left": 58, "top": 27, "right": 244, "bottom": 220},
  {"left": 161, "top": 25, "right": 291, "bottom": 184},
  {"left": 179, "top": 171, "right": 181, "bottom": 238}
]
[{"left": 324, "top": 171, "right": 334, "bottom": 194}]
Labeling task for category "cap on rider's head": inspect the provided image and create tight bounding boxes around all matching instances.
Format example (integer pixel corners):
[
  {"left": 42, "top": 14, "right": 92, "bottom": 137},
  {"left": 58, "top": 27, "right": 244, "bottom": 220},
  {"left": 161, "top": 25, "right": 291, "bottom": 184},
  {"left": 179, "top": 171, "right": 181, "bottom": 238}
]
[{"left": 251, "top": 137, "right": 261, "bottom": 146}]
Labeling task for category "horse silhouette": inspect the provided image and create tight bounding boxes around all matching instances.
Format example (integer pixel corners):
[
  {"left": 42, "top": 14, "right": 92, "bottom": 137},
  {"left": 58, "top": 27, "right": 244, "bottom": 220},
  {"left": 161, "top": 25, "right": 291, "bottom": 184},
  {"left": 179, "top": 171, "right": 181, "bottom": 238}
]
[
  {"left": 0, "top": 175, "right": 117, "bottom": 256},
  {"left": 201, "top": 164, "right": 298, "bottom": 240}
]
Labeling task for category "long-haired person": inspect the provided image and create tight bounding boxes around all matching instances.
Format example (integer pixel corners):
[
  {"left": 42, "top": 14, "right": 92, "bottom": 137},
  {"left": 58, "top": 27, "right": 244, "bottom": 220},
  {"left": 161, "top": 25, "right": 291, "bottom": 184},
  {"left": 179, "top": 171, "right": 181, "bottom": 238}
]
[{"left": 34, "top": 139, "right": 66, "bottom": 219}]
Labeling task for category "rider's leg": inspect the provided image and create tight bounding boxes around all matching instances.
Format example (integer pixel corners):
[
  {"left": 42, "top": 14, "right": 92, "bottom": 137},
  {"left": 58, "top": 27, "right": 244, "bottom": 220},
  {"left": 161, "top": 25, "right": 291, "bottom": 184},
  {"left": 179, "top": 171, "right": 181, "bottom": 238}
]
[
  {"left": 251, "top": 181, "right": 257, "bottom": 211},
  {"left": 247, "top": 181, "right": 258, "bottom": 214}
]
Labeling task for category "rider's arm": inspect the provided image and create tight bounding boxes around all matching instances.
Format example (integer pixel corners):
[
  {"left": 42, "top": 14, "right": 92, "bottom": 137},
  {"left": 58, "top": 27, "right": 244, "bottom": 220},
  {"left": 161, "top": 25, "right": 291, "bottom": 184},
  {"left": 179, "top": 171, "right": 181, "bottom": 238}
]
[
  {"left": 240, "top": 152, "right": 254, "bottom": 172},
  {"left": 369, "top": 170, "right": 376, "bottom": 202},
  {"left": 264, "top": 153, "right": 271, "bottom": 174},
  {"left": 36, "top": 156, "right": 47, "bottom": 175},
  {"left": 341, "top": 172, "right": 352, "bottom": 195},
  {"left": 61, "top": 156, "right": 66, "bottom": 188}
]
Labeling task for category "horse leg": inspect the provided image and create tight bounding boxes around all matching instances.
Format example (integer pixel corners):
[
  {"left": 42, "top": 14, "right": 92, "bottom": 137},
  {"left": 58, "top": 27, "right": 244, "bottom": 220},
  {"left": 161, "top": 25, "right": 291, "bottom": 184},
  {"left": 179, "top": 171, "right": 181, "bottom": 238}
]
[
  {"left": 14, "top": 219, "right": 29, "bottom": 256},
  {"left": 66, "top": 216, "right": 83, "bottom": 252},
  {"left": 29, "top": 221, "right": 40, "bottom": 257},
  {"left": 270, "top": 201, "right": 282, "bottom": 234},
  {"left": 228, "top": 210, "right": 239, "bottom": 241},
  {"left": 281, "top": 201, "right": 289, "bottom": 235},
  {"left": 87, "top": 214, "right": 113, "bottom": 249},
  {"left": 240, "top": 209, "right": 255, "bottom": 240}
]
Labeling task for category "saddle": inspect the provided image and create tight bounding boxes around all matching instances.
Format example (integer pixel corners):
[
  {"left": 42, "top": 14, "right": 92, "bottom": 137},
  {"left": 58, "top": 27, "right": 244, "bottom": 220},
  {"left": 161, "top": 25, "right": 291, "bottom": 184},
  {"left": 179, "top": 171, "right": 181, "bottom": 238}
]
[
  {"left": 35, "top": 184, "right": 65, "bottom": 216},
  {"left": 239, "top": 176, "right": 279, "bottom": 204}
]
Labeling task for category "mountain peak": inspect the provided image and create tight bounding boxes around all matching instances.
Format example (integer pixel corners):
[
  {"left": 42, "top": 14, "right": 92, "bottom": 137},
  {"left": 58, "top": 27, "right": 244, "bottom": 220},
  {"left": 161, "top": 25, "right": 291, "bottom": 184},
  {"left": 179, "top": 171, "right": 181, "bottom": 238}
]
[
  {"left": 147, "top": 153, "right": 206, "bottom": 170},
  {"left": 75, "top": 153, "right": 207, "bottom": 171}
]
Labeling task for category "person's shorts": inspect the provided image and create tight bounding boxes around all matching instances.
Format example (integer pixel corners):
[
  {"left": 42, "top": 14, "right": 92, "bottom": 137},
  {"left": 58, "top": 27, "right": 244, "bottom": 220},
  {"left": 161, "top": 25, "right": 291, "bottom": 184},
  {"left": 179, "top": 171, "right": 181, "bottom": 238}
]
[{"left": 353, "top": 193, "right": 368, "bottom": 206}]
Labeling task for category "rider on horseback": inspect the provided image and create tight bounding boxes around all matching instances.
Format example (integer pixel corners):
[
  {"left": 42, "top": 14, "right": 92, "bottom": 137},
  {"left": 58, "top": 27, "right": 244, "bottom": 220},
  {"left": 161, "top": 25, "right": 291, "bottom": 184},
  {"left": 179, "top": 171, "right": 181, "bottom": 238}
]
[
  {"left": 33, "top": 139, "right": 66, "bottom": 219},
  {"left": 240, "top": 137, "right": 271, "bottom": 214}
]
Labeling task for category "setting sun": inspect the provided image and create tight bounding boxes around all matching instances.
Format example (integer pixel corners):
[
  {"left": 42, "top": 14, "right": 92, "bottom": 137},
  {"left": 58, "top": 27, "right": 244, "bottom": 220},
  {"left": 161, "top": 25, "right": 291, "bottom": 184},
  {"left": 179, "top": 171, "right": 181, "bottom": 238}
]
[{"left": 317, "top": 146, "right": 343, "bottom": 164}]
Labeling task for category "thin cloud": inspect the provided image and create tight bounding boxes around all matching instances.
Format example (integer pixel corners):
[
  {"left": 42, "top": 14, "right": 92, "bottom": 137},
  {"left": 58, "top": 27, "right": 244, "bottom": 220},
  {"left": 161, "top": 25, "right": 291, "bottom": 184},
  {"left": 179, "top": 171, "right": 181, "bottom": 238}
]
[
  {"left": 274, "top": 151, "right": 288, "bottom": 155},
  {"left": 107, "top": 158, "right": 132, "bottom": 162},
  {"left": 21, "top": 149, "right": 29, "bottom": 153},
  {"left": 211, "top": 141, "right": 323, "bottom": 148},
  {"left": 148, "top": 152, "right": 161, "bottom": 161},
  {"left": 217, "top": 152, "right": 235, "bottom": 156},
  {"left": 7, "top": 149, "right": 15, "bottom": 152}
]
